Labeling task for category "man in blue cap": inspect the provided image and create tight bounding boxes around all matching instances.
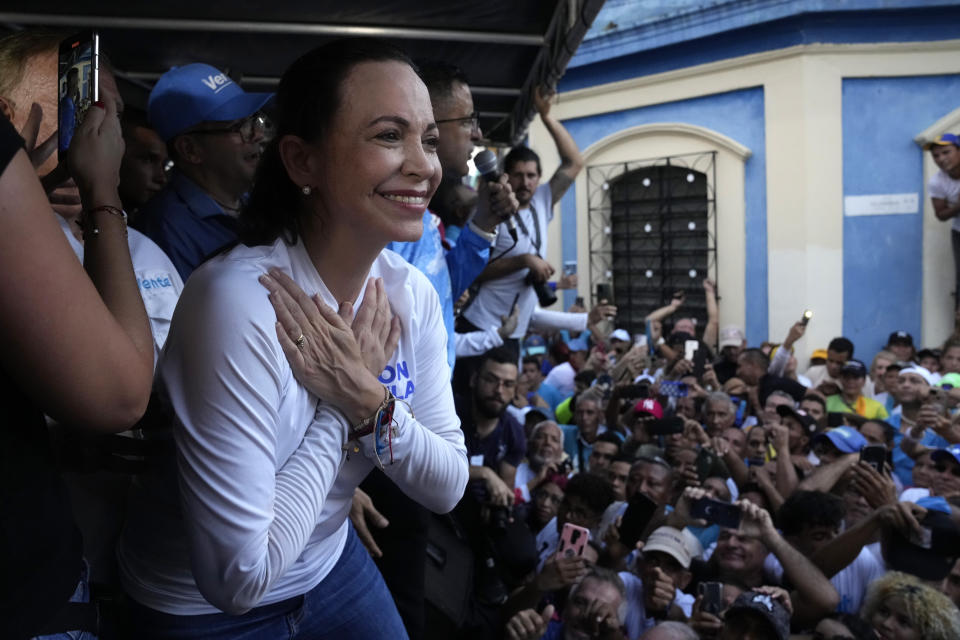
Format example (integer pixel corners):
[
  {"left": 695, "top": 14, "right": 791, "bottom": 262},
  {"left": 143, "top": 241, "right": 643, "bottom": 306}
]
[
  {"left": 136, "top": 63, "right": 273, "bottom": 279},
  {"left": 927, "top": 133, "right": 960, "bottom": 308}
]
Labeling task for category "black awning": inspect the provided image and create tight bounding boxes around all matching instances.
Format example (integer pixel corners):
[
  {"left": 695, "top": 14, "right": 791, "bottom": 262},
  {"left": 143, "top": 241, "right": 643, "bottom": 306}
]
[{"left": 1, "top": 0, "right": 605, "bottom": 145}]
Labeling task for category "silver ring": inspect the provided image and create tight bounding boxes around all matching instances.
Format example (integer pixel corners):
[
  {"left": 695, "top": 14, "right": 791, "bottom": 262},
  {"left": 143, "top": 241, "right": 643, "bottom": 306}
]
[{"left": 295, "top": 333, "right": 306, "bottom": 350}]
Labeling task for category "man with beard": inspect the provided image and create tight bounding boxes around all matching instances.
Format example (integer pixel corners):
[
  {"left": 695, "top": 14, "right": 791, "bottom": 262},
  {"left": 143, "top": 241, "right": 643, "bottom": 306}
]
[
  {"left": 136, "top": 62, "right": 273, "bottom": 279},
  {"left": 460, "top": 85, "right": 587, "bottom": 346},
  {"left": 516, "top": 420, "right": 568, "bottom": 502},
  {"left": 458, "top": 347, "right": 527, "bottom": 505}
]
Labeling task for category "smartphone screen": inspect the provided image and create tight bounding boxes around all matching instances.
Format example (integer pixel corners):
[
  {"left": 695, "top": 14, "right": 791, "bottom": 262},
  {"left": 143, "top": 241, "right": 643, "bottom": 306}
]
[
  {"left": 596, "top": 283, "right": 613, "bottom": 304},
  {"left": 684, "top": 339, "right": 698, "bottom": 362},
  {"left": 58, "top": 30, "right": 99, "bottom": 159},
  {"left": 619, "top": 493, "right": 657, "bottom": 548},
  {"left": 699, "top": 582, "right": 723, "bottom": 615},
  {"left": 691, "top": 497, "right": 741, "bottom": 529},
  {"left": 563, "top": 261, "right": 577, "bottom": 276}
]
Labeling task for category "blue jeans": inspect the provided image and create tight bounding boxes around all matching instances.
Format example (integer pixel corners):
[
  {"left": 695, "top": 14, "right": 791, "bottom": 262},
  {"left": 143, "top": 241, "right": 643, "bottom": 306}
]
[
  {"left": 34, "top": 560, "right": 97, "bottom": 640},
  {"left": 127, "top": 525, "right": 408, "bottom": 639}
]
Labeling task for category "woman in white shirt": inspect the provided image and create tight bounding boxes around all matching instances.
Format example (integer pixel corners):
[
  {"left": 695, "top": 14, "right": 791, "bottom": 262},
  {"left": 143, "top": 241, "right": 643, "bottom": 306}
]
[{"left": 117, "top": 39, "right": 468, "bottom": 639}]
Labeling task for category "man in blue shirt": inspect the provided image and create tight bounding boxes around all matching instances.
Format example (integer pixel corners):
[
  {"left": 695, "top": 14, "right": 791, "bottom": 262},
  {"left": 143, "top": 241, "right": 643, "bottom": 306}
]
[
  {"left": 387, "top": 60, "right": 517, "bottom": 372},
  {"left": 136, "top": 63, "right": 273, "bottom": 279}
]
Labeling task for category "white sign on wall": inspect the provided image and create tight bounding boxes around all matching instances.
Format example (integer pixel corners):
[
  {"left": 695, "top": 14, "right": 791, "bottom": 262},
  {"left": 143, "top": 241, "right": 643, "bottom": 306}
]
[{"left": 843, "top": 193, "right": 919, "bottom": 217}]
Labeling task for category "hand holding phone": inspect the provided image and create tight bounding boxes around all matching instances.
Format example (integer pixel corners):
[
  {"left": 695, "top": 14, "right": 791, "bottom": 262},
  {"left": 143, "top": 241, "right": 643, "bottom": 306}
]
[
  {"left": 58, "top": 30, "right": 100, "bottom": 160},
  {"left": 558, "top": 522, "right": 590, "bottom": 558},
  {"left": 859, "top": 444, "right": 886, "bottom": 473},
  {"left": 618, "top": 493, "right": 657, "bottom": 548},
  {"left": 698, "top": 582, "right": 723, "bottom": 615}
]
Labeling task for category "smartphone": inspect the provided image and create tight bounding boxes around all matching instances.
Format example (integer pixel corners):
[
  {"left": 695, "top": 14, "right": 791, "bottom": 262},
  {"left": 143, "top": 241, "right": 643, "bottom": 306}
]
[
  {"left": 801, "top": 309, "right": 813, "bottom": 326},
  {"left": 695, "top": 447, "right": 718, "bottom": 482},
  {"left": 596, "top": 283, "right": 613, "bottom": 304},
  {"left": 575, "top": 296, "right": 585, "bottom": 307},
  {"left": 698, "top": 582, "right": 723, "bottom": 615},
  {"left": 621, "top": 384, "right": 649, "bottom": 400},
  {"left": 558, "top": 522, "right": 590, "bottom": 558},
  {"left": 859, "top": 444, "right": 886, "bottom": 473},
  {"left": 634, "top": 334, "right": 648, "bottom": 349},
  {"left": 646, "top": 416, "right": 685, "bottom": 436},
  {"left": 659, "top": 380, "right": 689, "bottom": 398},
  {"left": 563, "top": 261, "right": 577, "bottom": 276},
  {"left": 619, "top": 493, "right": 657, "bottom": 549},
  {"left": 691, "top": 497, "right": 741, "bottom": 529},
  {"left": 58, "top": 30, "right": 100, "bottom": 159},
  {"left": 684, "top": 339, "right": 698, "bottom": 362}
]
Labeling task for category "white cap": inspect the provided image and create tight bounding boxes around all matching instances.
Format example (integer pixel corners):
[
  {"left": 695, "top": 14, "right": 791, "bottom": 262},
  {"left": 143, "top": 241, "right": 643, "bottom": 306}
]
[
  {"left": 719, "top": 325, "right": 745, "bottom": 349},
  {"left": 610, "top": 329, "right": 630, "bottom": 342}
]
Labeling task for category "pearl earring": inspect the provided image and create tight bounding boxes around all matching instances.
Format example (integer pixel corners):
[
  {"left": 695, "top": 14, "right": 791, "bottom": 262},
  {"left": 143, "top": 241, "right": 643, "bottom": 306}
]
[{"left": 301, "top": 185, "right": 312, "bottom": 195}]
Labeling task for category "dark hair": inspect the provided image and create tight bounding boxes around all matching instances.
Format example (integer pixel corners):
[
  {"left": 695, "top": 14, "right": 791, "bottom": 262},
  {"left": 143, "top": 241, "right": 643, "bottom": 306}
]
[
  {"left": 828, "top": 337, "right": 854, "bottom": 357},
  {"left": 564, "top": 472, "right": 615, "bottom": 517},
  {"left": 612, "top": 452, "right": 633, "bottom": 465},
  {"left": 478, "top": 346, "right": 518, "bottom": 370},
  {"left": 503, "top": 145, "right": 542, "bottom": 176},
  {"left": 776, "top": 490, "right": 845, "bottom": 536},
  {"left": 240, "top": 38, "right": 416, "bottom": 246},
  {"left": 801, "top": 393, "right": 826, "bottom": 411},
  {"left": 594, "top": 432, "right": 623, "bottom": 450},
  {"left": 739, "top": 348, "right": 770, "bottom": 368},
  {"left": 574, "top": 370, "right": 597, "bottom": 386},
  {"left": 121, "top": 106, "right": 152, "bottom": 135},
  {"left": 861, "top": 420, "right": 896, "bottom": 445},
  {"left": 522, "top": 355, "right": 541, "bottom": 367},
  {"left": 415, "top": 60, "right": 469, "bottom": 107}
]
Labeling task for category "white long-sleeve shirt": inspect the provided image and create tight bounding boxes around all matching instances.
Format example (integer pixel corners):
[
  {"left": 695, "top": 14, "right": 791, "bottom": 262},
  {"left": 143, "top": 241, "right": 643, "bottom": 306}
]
[{"left": 118, "top": 238, "right": 467, "bottom": 615}]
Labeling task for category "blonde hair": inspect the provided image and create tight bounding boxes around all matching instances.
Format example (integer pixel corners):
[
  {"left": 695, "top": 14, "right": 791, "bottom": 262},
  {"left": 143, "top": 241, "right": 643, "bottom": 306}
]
[{"left": 861, "top": 572, "right": 960, "bottom": 640}]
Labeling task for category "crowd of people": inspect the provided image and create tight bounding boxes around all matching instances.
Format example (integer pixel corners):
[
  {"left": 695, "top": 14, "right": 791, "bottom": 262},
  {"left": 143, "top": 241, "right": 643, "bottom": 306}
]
[{"left": 3, "top": 25, "right": 960, "bottom": 640}]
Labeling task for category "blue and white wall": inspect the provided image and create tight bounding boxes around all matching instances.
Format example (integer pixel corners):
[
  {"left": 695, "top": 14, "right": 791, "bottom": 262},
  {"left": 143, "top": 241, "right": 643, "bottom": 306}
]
[{"left": 530, "top": 1, "right": 960, "bottom": 364}]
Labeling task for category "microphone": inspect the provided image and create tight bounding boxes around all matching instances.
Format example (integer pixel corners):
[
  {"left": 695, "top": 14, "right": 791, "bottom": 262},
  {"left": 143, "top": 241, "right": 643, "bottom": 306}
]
[{"left": 474, "top": 149, "right": 517, "bottom": 242}]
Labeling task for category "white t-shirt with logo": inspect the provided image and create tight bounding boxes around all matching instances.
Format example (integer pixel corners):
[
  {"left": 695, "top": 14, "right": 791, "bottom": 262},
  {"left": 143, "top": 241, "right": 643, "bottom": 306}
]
[
  {"left": 58, "top": 214, "right": 183, "bottom": 363},
  {"left": 929, "top": 169, "right": 960, "bottom": 232},
  {"left": 118, "top": 238, "right": 467, "bottom": 615},
  {"left": 463, "top": 183, "right": 553, "bottom": 338}
]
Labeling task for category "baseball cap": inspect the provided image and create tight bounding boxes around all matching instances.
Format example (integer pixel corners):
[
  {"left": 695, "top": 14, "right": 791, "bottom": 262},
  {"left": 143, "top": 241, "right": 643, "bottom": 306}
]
[
  {"left": 840, "top": 359, "right": 867, "bottom": 378},
  {"left": 813, "top": 426, "right": 867, "bottom": 454},
  {"left": 899, "top": 366, "right": 934, "bottom": 386},
  {"left": 924, "top": 133, "right": 960, "bottom": 150},
  {"left": 726, "top": 591, "right": 791, "bottom": 640},
  {"left": 938, "top": 372, "right": 960, "bottom": 390},
  {"left": 642, "top": 526, "right": 698, "bottom": 569},
  {"left": 148, "top": 63, "right": 274, "bottom": 141},
  {"left": 523, "top": 334, "right": 547, "bottom": 356},
  {"left": 566, "top": 337, "right": 589, "bottom": 352},
  {"left": 634, "top": 398, "right": 663, "bottom": 419},
  {"left": 884, "top": 508, "right": 960, "bottom": 580},
  {"left": 932, "top": 444, "right": 960, "bottom": 467},
  {"left": 776, "top": 405, "right": 816, "bottom": 434},
  {"left": 719, "top": 325, "right": 745, "bottom": 350},
  {"left": 887, "top": 331, "right": 915, "bottom": 347},
  {"left": 609, "top": 329, "right": 630, "bottom": 343},
  {"left": 811, "top": 348, "right": 828, "bottom": 361}
]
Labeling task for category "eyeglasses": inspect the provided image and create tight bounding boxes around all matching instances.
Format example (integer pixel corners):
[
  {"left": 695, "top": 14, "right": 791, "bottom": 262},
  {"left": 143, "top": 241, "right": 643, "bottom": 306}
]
[
  {"left": 935, "top": 463, "right": 960, "bottom": 477},
  {"left": 436, "top": 110, "right": 480, "bottom": 131},
  {"left": 189, "top": 112, "right": 268, "bottom": 143},
  {"left": 478, "top": 372, "right": 516, "bottom": 391}
]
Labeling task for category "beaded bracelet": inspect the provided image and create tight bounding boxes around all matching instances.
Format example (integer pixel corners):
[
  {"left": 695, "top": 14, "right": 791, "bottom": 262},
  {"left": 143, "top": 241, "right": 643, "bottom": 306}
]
[{"left": 82, "top": 205, "right": 128, "bottom": 238}]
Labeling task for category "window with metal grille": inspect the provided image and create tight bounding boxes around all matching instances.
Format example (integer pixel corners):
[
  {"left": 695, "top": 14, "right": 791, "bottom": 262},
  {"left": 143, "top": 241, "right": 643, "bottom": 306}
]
[{"left": 587, "top": 152, "right": 717, "bottom": 338}]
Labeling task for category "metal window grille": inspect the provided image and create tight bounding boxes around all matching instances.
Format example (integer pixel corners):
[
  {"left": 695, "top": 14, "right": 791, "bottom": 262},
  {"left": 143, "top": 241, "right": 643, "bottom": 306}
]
[{"left": 586, "top": 151, "right": 717, "bottom": 339}]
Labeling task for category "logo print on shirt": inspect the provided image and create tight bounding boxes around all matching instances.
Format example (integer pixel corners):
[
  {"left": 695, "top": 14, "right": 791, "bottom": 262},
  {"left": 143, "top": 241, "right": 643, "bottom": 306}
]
[{"left": 379, "top": 360, "right": 415, "bottom": 400}]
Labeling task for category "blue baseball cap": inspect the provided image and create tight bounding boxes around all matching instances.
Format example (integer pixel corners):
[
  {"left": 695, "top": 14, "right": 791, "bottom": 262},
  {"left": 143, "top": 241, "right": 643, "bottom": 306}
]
[
  {"left": 566, "top": 337, "right": 589, "bottom": 352},
  {"left": 924, "top": 133, "right": 960, "bottom": 150},
  {"left": 813, "top": 426, "right": 867, "bottom": 454},
  {"left": 523, "top": 334, "right": 547, "bottom": 356},
  {"left": 148, "top": 63, "right": 274, "bottom": 141},
  {"left": 932, "top": 444, "right": 960, "bottom": 467}
]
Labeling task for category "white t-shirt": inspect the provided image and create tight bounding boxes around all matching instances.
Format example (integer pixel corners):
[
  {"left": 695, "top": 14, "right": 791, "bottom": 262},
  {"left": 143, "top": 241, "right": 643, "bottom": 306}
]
[
  {"left": 463, "top": 183, "right": 553, "bottom": 338},
  {"left": 619, "top": 572, "right": 695, "bottom": 639},
  {"left": 117, "top": 238, "right": 467, "bottom": 615},
  {"left": 58, "top": 215, "right": 183, "bottom": 363},
  {"left": 543, "top": 361, "right": 576, "bottom": 397},
  {"left": 929, "top": 169, "right": 960, "bottom": 232},
  {"left": 764, "top": 546, "right": 883, "bottom": 614}
]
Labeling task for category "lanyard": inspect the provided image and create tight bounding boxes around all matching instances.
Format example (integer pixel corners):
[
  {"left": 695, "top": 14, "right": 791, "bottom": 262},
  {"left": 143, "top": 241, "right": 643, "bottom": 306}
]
[{"left": 513, "top": 203, "right": 542, "bottom": 256}]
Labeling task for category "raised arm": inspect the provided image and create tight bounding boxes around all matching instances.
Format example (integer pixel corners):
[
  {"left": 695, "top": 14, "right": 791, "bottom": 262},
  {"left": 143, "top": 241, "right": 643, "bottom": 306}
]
[
  {"left": 0, "top": 100, "right": 153, "bottom": 431},
  {"left": 702, "top": 279, "right": 719, "bottom": 351},
  {"left": 534, "top": 86, "right": 584, "bottom": 204},
  {"left": 646, "top": 291, "right": 684, "bottom": 324}
]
